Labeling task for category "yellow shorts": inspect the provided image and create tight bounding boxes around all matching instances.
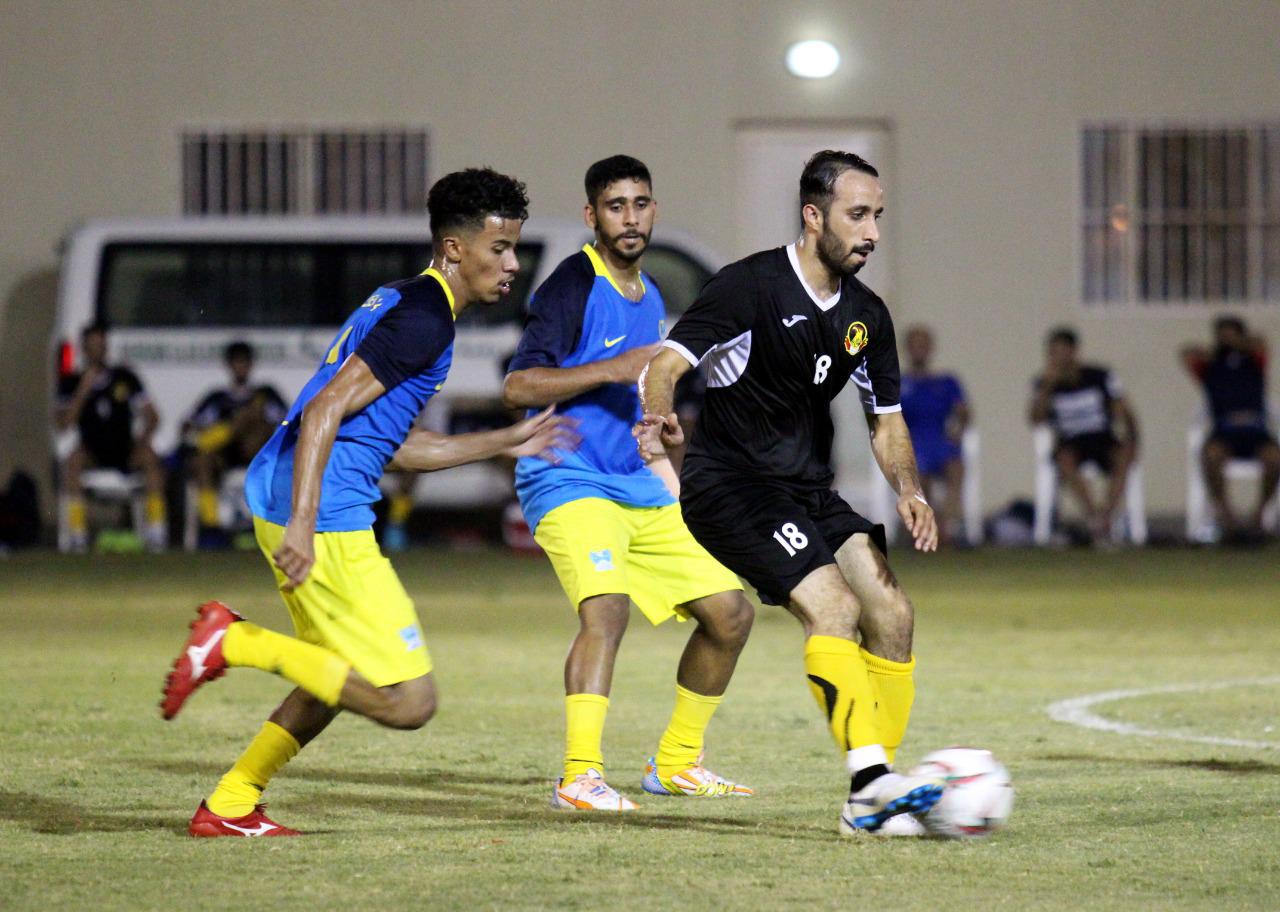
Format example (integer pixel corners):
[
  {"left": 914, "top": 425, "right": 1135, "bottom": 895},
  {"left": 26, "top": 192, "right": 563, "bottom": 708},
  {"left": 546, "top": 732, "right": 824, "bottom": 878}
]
[
  {"left": 253, "top": 518, "right": 432, "bottom": 687},
  {"left": 533, "top": 498, "right": 743, "bottom": 625}
]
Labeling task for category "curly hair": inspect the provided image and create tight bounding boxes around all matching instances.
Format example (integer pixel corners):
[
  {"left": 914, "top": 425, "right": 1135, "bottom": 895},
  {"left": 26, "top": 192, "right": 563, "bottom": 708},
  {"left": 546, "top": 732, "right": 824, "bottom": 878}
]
[
  {"left": 427, "top": 168, "right": 529, "bottom": 240},
  {"left": 800, "top": 150, "right": 878, "bottom": 215}
]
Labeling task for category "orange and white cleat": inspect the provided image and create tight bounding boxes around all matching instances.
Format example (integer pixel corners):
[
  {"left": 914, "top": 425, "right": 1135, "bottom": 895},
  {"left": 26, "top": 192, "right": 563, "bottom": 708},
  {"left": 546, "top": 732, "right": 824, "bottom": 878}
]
[
  {"left": 160, "top": 601, "right": 242, "bottom": 720},
  {"left": 641, "top": 755, "right": 753, "bottom": 798},
  {"left": 188, "top": 800, "right": 300, "bottom": 837},
  {"left": 551, "top": 769, "right": 638, "bottom": 811}
]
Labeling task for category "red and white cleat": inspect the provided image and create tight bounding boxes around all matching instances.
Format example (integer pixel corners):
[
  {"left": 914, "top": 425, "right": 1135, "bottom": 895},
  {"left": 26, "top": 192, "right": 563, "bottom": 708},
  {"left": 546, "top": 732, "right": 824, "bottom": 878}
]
[
  {"left": 160, "top": 601, "right": 242, "bottom": 720},
  {"left": 188, "top": 801, "right": 300, "bottom": 837}
]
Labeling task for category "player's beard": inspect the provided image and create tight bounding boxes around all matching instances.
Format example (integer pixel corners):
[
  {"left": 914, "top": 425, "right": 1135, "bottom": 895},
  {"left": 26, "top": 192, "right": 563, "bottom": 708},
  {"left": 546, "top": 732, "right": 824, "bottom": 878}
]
[
  {"left": 817, "top": 225, "right": 872, "bottom": 277},
  {"left": 601, "top": 227, "right": 651, "bottom": 264}
]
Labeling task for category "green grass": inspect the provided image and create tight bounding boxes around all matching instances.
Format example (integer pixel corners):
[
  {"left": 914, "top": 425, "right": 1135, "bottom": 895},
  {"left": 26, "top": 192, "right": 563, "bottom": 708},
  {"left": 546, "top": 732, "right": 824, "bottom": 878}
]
[{"left": 1, "top": 546, "right": 1278, "bottom": 911}]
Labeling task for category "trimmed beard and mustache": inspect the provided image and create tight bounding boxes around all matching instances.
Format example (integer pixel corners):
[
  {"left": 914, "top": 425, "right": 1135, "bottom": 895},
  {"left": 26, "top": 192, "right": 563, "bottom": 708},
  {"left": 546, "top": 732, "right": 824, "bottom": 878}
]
[
  {"left": 598, "top": 226, "right": 651, "bottom": 264},
  {"left": 817, "top": 224, "right": 874, "bottom": 276}
]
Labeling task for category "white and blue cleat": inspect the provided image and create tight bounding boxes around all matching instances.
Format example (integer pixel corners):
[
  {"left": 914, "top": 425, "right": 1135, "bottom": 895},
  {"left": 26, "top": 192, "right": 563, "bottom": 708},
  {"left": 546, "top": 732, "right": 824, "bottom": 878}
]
[{"left": 838, "top": 772, "right": 944, "bottom": 836}]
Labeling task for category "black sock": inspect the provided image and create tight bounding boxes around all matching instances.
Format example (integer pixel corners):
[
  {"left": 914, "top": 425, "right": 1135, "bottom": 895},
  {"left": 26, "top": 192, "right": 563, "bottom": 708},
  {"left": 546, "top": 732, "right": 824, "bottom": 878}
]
[{"left": 850, "top": 763, "right": 891, "bottom": 795}]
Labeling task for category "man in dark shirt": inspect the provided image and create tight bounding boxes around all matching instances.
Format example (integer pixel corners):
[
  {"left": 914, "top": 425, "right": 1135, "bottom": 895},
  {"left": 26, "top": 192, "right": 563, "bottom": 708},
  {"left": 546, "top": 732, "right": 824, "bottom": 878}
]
[
  {"left": 637, "top": 150, "right": 943, "bottom": 837},
  {"left": 185, "top": 341, "right": 287, "bottom": 532},
  {"left": 56, "top": 322, "right": 167, "bottom": 551},
  {"left": 1028, "top": 327, "right": 1138, "bottom": 543},
  {"left": 1181, "top": 315, "right": 1279, "bottom": 538}
]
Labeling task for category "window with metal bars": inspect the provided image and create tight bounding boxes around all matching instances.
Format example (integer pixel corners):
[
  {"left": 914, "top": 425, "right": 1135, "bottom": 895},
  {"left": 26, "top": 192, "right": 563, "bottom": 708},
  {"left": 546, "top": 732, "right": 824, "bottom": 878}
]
[
  {"left": 1082, "top": 125, "right": 1280, "bottom": 305},
  {"left": 182, "top": 128, "right": 429, "bottom": 216}
]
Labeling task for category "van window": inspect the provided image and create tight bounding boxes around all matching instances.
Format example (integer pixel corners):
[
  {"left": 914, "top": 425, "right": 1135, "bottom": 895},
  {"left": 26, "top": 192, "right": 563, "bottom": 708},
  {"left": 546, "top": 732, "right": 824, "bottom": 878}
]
[
  {"left": 96, "top": 241, "right": 542, "bottom": 328},
  {"left": 642, "top": 243, "right": 713, "bottom": 316}
]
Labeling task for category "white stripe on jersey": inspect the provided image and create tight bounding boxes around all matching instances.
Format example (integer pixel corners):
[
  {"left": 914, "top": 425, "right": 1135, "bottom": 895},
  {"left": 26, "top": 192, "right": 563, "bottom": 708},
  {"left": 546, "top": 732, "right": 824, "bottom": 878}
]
[
  {"left": 702, "top": 331, "right": 753, "bottom": 389},
  {"left": 851, "top": 360, "right": 902, "bottom": 414},
  {"left": 662, "top": 338, "right": 700, "bottom": 368}
]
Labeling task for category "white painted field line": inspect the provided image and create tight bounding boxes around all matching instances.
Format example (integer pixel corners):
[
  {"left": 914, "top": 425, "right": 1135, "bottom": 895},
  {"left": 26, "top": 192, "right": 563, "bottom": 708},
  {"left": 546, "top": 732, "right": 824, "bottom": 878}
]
[{"left": 1047, "top": 676, "right": 1280, "bottom": 750}]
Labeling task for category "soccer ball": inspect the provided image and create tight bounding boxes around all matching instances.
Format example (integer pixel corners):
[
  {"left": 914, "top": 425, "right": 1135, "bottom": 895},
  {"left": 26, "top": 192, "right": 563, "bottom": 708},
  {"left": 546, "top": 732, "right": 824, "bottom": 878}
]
[{"left": 911, "top": 747, "right": 1014, "bottom": 838}]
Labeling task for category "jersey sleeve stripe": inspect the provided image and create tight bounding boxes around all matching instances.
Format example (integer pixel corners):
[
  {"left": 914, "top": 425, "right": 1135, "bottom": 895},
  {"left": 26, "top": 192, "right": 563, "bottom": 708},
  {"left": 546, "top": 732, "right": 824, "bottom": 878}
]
[
  {"left": 872, "top": 403, "right": 903, "bottom": 414},
  {"left": 662, "top": 339, "right": 700, "bottom": 368}
]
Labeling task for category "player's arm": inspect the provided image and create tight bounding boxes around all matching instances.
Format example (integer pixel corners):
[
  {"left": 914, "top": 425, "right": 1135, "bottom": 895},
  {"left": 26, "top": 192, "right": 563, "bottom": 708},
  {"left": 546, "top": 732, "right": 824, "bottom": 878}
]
[
  {"left": 867, "top": 410, "right": 937, "bottom": 552},
  {"left": 274, "top": 354, "right": 387, "bottom": 587},
  {"left": 1028, "top": 376, "right": 1054, "bottom": 425},
  {"left": 635, "top": 347, "right": 692, "bottom": 459},
  {"left": 56, "top": 368, "right": 103, "bottom": 430},
  {"left": 503, "top": 345, "right": 659, "bottom": 408},
  {"left": 388, "top": 406, "right": 580, "bottom": 471},
  {"left": 635, "top": 263, "right": 756, "bottom": 457}
]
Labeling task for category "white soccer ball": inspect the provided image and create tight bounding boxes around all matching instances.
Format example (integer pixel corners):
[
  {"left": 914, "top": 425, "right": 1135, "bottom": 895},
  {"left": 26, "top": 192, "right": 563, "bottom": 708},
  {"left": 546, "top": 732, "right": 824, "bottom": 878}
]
[{"left": 911, "top": 747, "right": 1014, "bottom": 838}]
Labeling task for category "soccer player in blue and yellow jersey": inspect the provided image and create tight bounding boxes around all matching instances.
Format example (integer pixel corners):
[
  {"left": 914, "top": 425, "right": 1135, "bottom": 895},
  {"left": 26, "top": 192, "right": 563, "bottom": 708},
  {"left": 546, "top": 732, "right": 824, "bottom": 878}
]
[
  {"left": 160, "top": 168, "right": 574, "bottom": 837},
  {"left": 504, "top": 156, "right": 754, "bottom": 810}
]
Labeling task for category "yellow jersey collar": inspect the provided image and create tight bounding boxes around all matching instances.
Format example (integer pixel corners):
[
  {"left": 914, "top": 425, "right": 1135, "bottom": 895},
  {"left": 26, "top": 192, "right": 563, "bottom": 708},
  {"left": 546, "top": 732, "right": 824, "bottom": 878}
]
[
  {"left": 582, "top": 243, "right": 645, "bottom": 298},
  {"left": 422, "top": 267, "right": 457, "bottom": 319}
]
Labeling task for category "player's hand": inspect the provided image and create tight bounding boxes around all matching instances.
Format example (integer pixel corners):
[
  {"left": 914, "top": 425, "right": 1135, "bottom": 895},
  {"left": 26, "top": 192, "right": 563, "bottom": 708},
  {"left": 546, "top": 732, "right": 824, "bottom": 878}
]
[
  {"left": 897, "top": 490, "right": 938, "bottom": 552},
  {"left": 609, "top": 343, "right": 662, "bottom": 384},
  {"left": 505, "top": 406, "right": 581, "bottom": 464},
  {"left": 633, "top": 412, "right": 682, "bottom": 463},
  {"left": 274, "top": 522, "right": 316, "bottom": 588}
]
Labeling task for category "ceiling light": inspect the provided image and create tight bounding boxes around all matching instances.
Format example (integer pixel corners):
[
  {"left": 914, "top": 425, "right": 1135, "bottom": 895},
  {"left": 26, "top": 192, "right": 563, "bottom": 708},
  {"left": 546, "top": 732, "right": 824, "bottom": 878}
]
[{"left": 785, "top": 40, "right": 840, "bottom": 79}]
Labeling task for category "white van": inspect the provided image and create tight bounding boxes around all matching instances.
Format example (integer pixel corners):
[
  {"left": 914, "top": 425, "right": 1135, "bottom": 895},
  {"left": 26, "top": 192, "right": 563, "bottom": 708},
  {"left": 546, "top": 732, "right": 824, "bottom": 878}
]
[{"left": 52, "top": 217, "right": 722, "bottom": 508}]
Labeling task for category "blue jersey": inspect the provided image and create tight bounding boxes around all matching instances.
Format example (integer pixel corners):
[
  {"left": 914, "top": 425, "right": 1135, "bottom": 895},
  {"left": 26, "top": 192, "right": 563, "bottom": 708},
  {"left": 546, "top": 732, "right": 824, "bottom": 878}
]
[
  {"left": 246, "top": 270, "right": 455, "bottom": 531},
  {"left": 509, "top": 245, "right": 674, "bottom": 531},
  {"left": 900, "top": 372, "right": 965, "bottom": 477}
]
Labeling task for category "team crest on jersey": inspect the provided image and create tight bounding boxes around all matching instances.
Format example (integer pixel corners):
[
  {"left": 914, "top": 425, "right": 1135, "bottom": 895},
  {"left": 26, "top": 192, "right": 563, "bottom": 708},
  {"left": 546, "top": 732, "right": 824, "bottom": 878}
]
[
  {"left": 589, "top": 549, "right": 614, "bottom": 572},
  {"left": 113, "top": 381, "right": 130, "bottom": 402},
  {"left": 361, "top": 292, "right": 386, "bottom": 311},
  {"left": 844, "top": 321, "right": 869, "bottom": 356}
]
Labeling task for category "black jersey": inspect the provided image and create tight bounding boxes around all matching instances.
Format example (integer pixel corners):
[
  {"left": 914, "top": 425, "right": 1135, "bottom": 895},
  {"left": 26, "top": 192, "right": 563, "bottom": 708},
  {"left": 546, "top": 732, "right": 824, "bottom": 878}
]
[
  {"left": 57, "top": 366, "right": 149, "bottom": 466},
  {"left": 665, "top": 245, "right": 901, "bottom": 491},
  {"left": 1034, "top": 365, "right": 1121, "bottom": 443}
]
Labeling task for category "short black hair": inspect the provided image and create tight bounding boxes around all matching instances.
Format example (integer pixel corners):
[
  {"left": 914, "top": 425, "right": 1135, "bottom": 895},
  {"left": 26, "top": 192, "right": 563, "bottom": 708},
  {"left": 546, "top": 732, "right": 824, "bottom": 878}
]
[
  {"left": 1214, "top": 314, "right": 1246, "bottom": 336},
  {"left": 427, "top": 168, "right": 529, "bottom": 241},
  {"left": 585, "top": 155, "right": 652, "bottom": 205},
  {"left": 800, "top": 150, "right": 879, "bottom": 214},
  {"left": 224, "top": 340, "right": 254, "bottom": 363},
  {"left": 81, "top": 321, "right": 108, "bottom": 341},
  {"left": 1047, "top": 326, "right": 1078, "bottom": 348}
]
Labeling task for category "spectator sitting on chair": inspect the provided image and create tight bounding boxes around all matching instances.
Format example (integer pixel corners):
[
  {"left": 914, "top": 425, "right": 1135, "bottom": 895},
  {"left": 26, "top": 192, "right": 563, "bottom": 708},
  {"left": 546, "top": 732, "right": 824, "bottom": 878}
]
[
  {"left": 1028, "top": 327, "right": 1138, "bottom": 544},
  {"left": 1180, "top": 315, "right": 1280, "bottom": 540},
  {"left": 185, "top": 341, "right": 286, "bottom": 533},
  {"left": 57, "top": 322, "right": 167, "bottom": 551},
  {"left": 899, "top": 324, "right": 970, "bottom": 545}
]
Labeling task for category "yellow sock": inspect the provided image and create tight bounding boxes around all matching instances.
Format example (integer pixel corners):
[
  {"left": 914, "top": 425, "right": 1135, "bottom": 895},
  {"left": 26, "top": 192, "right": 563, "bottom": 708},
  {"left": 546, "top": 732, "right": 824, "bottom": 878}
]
[
  {"left": 388, "top": 493, "right": 413, "bottom": 527},
  {"left": 655, "top": 684, "right": 722, "bottom": 778},
  {"left": 861, "top": 649, "right": 915, "bottom": 765},
  {"left": 67, "top": 498, "right": 87, "bottom": 535},
  {"left": 198, "top": 487, "right": 220, "bottom": 527},
  {"left": 804, "top": 635, "right": 884, "bottom": 753},
  {"left": 564, "top": 693, "right": 609, "bottom": 779},
  {"left": 222, "top": 622, "right": 351, "bottom": 707},
  {"left": 206, "top": 721, "right": 300, "bottom": 818},
  {"left": 145, "top": 492, "right": 166, "bottom": 524}
]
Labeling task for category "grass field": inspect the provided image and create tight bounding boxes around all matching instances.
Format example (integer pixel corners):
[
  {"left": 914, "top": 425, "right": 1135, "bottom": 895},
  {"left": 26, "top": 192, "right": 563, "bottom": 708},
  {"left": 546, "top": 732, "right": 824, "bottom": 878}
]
[{"left": 1, "top": 545, "right": 1278, "bottom": 911}]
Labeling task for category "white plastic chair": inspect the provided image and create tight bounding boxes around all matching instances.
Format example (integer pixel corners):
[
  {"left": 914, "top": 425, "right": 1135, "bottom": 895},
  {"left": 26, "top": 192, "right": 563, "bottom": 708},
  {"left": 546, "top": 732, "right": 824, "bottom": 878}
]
[
  {"left": 1184, "top": 411, "right": 1280, "bottom": 542},
  {"left": 58, "top": 468, "right": 146, "bottom": 552},
  {"left": 868, "top": 427, "right": 983, "bottom": 546},
  {"left": 1032, "top": 425, "right": 1147, "bottom": 545}
]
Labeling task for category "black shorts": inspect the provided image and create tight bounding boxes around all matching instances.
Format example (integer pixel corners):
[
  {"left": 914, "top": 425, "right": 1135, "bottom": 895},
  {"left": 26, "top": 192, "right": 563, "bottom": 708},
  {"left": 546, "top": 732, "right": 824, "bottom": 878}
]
[
  {"left": 680, "top": 475, "right": 886, "bottom": 607},
  {"left": 83, "top": 437, "right": 134, "bottom": 472},
  {"left": 1210, "top": 427, "right": 1277, "bottom": 460},
  {"left": 1056, "top": 432, "right": 1118, "bottom": 472}
]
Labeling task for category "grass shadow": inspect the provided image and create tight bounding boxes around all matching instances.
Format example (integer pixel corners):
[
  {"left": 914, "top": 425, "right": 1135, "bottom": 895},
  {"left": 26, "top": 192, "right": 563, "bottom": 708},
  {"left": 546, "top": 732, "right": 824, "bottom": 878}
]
[
  {"left": 0, "top": 789, "right": 184, "bottom": 836},
  {"left": 1037, "top": 752, "right": 1280, "bottom": 775}
]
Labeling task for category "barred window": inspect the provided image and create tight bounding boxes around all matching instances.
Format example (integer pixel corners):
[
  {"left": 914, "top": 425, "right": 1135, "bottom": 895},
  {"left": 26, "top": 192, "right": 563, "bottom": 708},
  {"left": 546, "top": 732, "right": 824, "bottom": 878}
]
[
  {"left": 1082, "top": 125, "right": 1280, "bottom": 305},
  {"left": 182, "top": 128, "right": 429, "bottom": 216}
]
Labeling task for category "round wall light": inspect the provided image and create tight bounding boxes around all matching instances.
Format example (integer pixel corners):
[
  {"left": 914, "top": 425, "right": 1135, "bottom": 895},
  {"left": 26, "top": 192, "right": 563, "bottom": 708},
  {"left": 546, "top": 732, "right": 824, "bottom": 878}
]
[{"left": 785, "top": 40, "right": 840, "bottom": 79}]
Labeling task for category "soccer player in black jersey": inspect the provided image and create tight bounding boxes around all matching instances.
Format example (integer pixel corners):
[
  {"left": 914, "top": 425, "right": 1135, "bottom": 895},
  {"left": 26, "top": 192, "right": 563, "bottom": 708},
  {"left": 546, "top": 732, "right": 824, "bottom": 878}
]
[{"left": 636, "top": 150, "right": 943, "bottom": 836}]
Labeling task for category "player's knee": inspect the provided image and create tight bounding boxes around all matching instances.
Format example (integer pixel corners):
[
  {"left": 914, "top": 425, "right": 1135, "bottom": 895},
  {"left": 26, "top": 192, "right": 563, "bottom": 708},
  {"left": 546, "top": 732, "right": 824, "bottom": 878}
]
[
  {"left": 698, "top": 593, "right": 754, "bottom": 648},
  {"left": 389, "top": 692, "right": 437, "bottom": 731}
]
